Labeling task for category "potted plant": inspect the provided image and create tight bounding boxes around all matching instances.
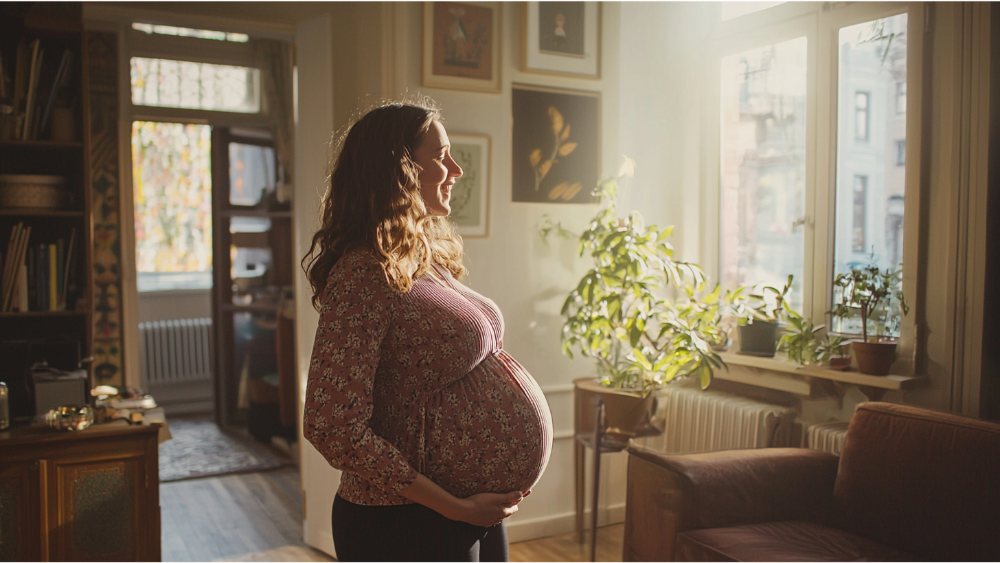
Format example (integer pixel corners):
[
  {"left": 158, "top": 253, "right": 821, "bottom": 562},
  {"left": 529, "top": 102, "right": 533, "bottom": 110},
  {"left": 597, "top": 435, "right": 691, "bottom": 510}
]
[
  {"left": 816, "top": 335, "right": 852, "bottom": 370},
  {"left": 778, "top": 305, "right": 824, "bottom": 366},
  {"left": 736, "top": 275, "right": 794, "bottom": 357},
  {"left": 830, "top": 262, "right": 908, "bottom": 375},
  {"left": 540, "top": 158, "right": 726, "bottom": 402}
]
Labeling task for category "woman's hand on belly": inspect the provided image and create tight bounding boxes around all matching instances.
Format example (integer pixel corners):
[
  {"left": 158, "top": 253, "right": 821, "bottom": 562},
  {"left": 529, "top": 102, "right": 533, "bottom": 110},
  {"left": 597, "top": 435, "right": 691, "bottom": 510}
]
[
  {"left": 400, "top": 473, "right": 525, "bottom": 527},
  {"left": 458, "top": 490, "right": 525, "bottom": 527}
]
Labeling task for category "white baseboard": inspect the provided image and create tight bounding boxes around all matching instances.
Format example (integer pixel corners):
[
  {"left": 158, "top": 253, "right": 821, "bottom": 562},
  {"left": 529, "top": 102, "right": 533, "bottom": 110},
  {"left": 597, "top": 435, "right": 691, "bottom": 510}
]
[{"left": 505, "top": 503, "right": 626, "bottom": 543}]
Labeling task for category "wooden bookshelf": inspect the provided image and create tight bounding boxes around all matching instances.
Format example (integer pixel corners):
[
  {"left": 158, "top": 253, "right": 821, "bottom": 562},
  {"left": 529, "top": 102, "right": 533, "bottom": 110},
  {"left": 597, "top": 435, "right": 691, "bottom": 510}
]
[{"left": 0, "top": 5, "right": 93, "bottom": 420}]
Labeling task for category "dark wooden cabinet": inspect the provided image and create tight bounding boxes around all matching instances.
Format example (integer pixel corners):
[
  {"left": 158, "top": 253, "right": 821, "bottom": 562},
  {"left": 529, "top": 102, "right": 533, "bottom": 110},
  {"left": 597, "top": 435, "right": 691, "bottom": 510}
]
[{"left": 0, "top": 424, "right": 161, "bottom": 561}]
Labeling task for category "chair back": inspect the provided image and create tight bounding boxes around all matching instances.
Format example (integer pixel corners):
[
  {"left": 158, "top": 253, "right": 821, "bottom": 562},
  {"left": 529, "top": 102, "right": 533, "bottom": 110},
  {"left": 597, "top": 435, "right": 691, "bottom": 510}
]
[{"left": 832, "top": 402, "right": 1000, "bottom": 561}]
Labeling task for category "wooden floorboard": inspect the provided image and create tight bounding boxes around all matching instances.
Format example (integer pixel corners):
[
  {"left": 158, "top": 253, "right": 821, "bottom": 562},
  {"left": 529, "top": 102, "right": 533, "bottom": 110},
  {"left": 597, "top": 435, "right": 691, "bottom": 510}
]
[{"left": 162, "top": 466, "right": 625, "bottom": 562}]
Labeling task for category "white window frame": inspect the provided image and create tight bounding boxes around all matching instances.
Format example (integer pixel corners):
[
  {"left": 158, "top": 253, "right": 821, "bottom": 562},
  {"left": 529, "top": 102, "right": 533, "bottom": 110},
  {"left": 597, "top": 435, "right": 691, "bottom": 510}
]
[{"left": 702, "top": 2, "right": 925, "bottom": 375}]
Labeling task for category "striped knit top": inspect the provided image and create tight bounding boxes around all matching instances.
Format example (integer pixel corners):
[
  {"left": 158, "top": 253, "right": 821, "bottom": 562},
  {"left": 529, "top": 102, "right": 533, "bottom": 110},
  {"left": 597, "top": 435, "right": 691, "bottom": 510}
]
[{"left": 303, "top": 248, "right": 553, "bottom": 505}]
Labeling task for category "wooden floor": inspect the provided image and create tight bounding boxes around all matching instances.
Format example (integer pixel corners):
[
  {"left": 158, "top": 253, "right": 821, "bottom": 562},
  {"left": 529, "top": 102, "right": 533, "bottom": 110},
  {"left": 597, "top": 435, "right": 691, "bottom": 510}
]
[{"left": 161, "top": 466, "right": 625, "bottom": 562}]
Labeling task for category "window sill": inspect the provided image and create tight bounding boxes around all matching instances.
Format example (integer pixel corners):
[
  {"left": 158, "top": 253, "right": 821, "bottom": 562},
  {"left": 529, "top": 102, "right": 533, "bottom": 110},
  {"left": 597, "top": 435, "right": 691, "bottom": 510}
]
[{"left": 714, "top": 351, "right": 925, "bottom": 399}]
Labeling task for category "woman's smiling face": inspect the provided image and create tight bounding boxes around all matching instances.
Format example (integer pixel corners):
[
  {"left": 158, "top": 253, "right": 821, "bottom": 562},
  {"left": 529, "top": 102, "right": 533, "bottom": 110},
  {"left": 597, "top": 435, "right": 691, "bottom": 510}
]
[{"left": 415, "top": 120, "right": 463, "bottom": 217}]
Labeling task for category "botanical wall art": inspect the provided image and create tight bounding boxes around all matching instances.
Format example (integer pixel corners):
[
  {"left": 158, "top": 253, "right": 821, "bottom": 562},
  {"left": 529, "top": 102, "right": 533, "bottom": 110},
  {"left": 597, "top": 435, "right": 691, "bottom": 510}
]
[
  {"left": 423, "top": 2, "right": 502, "bottom": 93},
  {"left": 522, "top": 1, "right": 600, "bottom": 78},
  {"left": 512, "top": 85, "right": 599, "bottom": 203},
  {"left": 448, "top": 133, "right": 491, "bottom": 237}
]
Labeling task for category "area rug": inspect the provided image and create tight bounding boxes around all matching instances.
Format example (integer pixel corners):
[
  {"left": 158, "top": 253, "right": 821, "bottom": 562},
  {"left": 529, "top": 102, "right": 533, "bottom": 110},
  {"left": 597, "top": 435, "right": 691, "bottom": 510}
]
[{"left": 159, "top": 416, "right": 294, "bottom": 482}]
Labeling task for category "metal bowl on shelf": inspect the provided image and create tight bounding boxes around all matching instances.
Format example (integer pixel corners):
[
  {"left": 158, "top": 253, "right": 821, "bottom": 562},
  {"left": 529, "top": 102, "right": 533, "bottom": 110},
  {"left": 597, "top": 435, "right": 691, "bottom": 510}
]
[{"left": 46, "top": 405, "right": 94, "bottom": 432}]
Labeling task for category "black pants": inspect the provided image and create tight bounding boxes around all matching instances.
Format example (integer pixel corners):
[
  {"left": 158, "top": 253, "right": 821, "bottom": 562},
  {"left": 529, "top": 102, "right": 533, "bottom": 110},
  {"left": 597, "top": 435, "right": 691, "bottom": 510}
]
[{"left": 331, "top": 494, "right": 509, "bottom": 562}]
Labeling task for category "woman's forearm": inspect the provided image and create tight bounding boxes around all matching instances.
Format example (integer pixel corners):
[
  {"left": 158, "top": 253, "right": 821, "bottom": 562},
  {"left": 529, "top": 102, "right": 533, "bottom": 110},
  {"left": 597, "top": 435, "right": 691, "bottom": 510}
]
[{"left": 398, "top": 473, "right": 468, "bottom": 521}]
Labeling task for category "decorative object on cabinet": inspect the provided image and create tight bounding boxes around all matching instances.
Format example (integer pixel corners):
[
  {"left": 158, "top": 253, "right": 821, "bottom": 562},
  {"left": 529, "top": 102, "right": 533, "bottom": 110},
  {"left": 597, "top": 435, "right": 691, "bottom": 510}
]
[
  {"left": 0, "top": 423, "right": 161, "bottom": 561},
  {"left": 422, "top": 2, "right": 502, "bottom": 93},
  {"left": 447, "top": 133, "right": 491, "bottom": 237},
  {"left": 521, "top": 2, "right": 601, "bottom": 78},
  {"left": 1, "top": 5, "right": 96, "bottom": 421},
  {"left": 512, "top": 84, "right": 599, "bottom": 203}
]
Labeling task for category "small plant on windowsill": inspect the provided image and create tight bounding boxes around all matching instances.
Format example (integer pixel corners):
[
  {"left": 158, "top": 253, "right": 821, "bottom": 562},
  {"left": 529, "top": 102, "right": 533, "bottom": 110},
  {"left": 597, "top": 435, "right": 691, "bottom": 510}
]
[
  {"left": 538, "top": 157, "right": 726, "bottom": 395},
  {"left": 829, "top": 259, "right": 908, "bottom": 375},
  {"left": 735, "top": 275, "right": 794, "bottom": 358},
  {"left": 777, "top": 307, "right": 852, "bottom": 369}
]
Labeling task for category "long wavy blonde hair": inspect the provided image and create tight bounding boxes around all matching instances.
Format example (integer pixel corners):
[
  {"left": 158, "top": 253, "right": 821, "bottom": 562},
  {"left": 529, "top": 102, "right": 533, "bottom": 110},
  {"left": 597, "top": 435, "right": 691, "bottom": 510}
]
[{"left": 303, "top": 99, "right": 467, "bottom": 308}]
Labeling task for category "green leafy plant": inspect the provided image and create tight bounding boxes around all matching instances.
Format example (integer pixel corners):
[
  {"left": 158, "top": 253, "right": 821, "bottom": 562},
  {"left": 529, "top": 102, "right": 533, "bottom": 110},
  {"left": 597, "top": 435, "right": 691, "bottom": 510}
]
[
  {"left": 539, "top": 158, "right": 726, "bottom": 392},
  {"left": 740, "top": 275, "right": 794, "bottom": 325},
  {"left": 815, "top": 334, "right": 850, "bottom": 365},
  {"left": 830, "top": 260, "right": 908, "bottom": 342},
  {"left": 778, "top": 305, "right": 824, "bottom": 366}
]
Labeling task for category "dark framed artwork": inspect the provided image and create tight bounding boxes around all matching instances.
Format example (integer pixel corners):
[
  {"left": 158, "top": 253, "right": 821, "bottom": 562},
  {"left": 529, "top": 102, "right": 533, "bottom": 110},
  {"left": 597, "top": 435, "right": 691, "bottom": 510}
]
[
  {"left": 512, "top": 85, "right": 600, "bottom": 204},
  {"left": 521, "top": 2, "right": 600, "bottom": 78},
  {"left": 422, "top": 2, "right": 502, "bottom": 93}
]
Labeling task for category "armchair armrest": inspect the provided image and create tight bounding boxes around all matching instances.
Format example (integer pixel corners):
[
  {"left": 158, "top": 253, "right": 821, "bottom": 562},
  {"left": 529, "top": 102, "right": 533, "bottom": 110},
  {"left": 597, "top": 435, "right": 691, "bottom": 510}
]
[{"left": 623, "top": 445, "right": 839, "bottom": 562}]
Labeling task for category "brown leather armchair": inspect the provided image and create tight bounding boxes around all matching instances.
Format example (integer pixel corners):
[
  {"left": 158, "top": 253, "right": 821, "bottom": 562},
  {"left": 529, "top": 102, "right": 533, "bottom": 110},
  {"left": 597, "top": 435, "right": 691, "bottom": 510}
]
[{"left": 623, "top": 402, "right": 1000, "bottom": 561}]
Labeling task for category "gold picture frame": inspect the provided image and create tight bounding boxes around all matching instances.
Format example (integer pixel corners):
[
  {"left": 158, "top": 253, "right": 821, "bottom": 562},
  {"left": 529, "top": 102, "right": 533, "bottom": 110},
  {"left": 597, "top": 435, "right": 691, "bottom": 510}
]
[
  {"left": 423, "top": 2, "right": 503, "bottom": 93},
  {"left": 521, "top": 2, "right": 601, "bottom": 79}
]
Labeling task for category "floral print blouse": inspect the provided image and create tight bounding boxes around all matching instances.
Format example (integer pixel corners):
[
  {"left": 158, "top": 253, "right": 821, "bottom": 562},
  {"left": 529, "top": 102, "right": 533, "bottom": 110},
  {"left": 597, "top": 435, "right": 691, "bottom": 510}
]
[{"left": 304, "top": 249, "right": 553, "bottom": 506}]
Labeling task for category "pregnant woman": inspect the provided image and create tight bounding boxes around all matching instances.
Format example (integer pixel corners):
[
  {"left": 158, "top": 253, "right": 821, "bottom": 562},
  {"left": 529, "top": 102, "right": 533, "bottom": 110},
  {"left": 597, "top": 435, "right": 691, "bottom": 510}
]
[{"left": 303, "top": 99, "right": 553, "bottom": 562}]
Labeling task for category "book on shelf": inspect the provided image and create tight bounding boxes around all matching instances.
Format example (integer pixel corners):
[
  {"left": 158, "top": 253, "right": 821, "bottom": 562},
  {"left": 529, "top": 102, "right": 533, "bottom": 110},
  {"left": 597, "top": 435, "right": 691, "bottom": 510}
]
[
  {"left": 22, "top": 39, "right": 42, "bottom": 141},
  {"left": 0, "top": 224, "right": 77, "bottom": 312},
  {"left": 37, "top": 50, "right": 73, "bottom": 139}
]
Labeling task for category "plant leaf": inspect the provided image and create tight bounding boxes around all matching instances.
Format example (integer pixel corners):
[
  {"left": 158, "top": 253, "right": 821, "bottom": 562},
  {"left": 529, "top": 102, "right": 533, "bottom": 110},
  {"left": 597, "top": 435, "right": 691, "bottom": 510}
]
[
  {"left": 560, "top": 123, "right": 571, "bottom": 141},
  {"left": 538, "top": 159, "right": 553, "bottom": 180},
  {"left": 529, "top": 148, "right": 542, "bottom": 168},
  {"left": 548, "top": 107, "right": 564, "bottom": 136},
  {"left": 558, "top": 142, "right": 578, "bottom": 157},
  {"left": 562, "top": 182, "right": 582, "bottom": 200},
  {"left": 549, "top": 182, "right": 570, "bottom": 200},
  {"left": 618, "top": 156, "right": 636, "bottom": 178}
]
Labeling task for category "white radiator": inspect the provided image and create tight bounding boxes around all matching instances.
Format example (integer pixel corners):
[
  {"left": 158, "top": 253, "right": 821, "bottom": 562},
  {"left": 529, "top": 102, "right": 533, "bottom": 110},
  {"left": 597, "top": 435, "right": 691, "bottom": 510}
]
[
  {"left": 139, "top": 318, "right": 212, "bottom": 385},
  {"left": 635, "top": 386, "right": 799, "bottom": 453},
  {"left": 806, "top": 421, "right": 849, "bottom": 455}
]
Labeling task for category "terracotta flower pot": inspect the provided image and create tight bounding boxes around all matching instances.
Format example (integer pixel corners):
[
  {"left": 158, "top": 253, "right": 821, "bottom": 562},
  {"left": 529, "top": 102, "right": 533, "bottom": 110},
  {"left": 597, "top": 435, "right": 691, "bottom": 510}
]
[
  {"left": 738, "top": 321, "right": 778, "bottom": 357},
  {"left": 851, "top": 340, "right": 897, "bottom": 376}
]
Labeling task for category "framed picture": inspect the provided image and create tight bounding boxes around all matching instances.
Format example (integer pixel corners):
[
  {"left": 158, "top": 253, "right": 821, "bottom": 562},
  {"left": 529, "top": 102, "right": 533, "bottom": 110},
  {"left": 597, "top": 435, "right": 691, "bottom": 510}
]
[
  {"left": 448, "top": 134, "right": 491, "bottom": 237},
  {"left": 521, "top": 2, "right": 601, "bottom": 79},
  {"left": 423, "top": 2, "right": 502, "bottom": 93},
  {"left": 511, "top": 85, "right": 600, "bottom": 204}
]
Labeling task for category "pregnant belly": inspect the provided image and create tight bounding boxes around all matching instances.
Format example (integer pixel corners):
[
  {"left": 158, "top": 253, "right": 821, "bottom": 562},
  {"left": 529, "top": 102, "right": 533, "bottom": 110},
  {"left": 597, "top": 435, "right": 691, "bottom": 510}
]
[{"left": 423, "top": 351, "right": 553, "bottom": 498}]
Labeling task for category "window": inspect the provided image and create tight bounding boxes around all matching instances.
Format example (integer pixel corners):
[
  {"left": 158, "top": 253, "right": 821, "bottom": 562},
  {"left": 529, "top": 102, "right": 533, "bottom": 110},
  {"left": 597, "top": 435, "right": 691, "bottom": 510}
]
[
  {"left": 127, "top": 26, "right": 266, "bottom": 292},
  {"left": 131, "top": 122, "right": 213, "bottom": 292},
  {"left": 713, "top": 5, "right": 915, "bottom": 339},
  {"left": 834, "top": 14, "right": 907, "bottom": 281},
  {"left": 854, "top": 92, "right": 870, "bottom": 141},
  {"left": 132, "top": 22, "right": 249, "bottom": 43},
  {"left": 131, "top": 57, "right": 260, "bottom": 113},
  {"left": 852, "top": 176, "right": 867, "bottom": 253},
  {"left": 719, "top": 36, "right": 808, "bottom": 310}
]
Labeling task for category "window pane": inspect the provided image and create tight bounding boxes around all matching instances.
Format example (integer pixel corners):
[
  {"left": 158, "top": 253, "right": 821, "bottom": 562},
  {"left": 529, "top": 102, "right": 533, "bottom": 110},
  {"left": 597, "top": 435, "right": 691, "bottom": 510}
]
[
  {"left": 720, "top": 2, "right": 785, "bottom": 21},
  {"left": 132, "top": 121, "right": 213, "bottom": 292},
  {"left": 130, "top": 57, "right": 260, "bottom": 113},
  {"left": 132, "top": 23, "right": 249, "bottom": 43},
  {"left": 833, "top": 13, "right": 908, "bottom": 333},
  {"left": 229, "top": 143, "right": 276, "bottom": 206},
  {"left": 720, "top": 36, "right": 807, "bottom": 310}
]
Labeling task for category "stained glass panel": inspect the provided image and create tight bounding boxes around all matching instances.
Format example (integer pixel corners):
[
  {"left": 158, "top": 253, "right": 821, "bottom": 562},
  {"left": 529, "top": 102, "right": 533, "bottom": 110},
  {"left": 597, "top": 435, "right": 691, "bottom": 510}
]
[
  {"left": 130, "top": 57, "right": 260, "bottom": 113},
  {"left": 131, "top": 121, "right": 213, "bottom": 291}
]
